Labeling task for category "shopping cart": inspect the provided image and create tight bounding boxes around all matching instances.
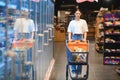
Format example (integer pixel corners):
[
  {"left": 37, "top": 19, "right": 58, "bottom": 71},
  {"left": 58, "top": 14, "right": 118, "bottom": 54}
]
[
  {"left": 10, "top": 39, "right": 35, "bottom": 80},
  {"left": 66, "top": 40, "right": 89, "bottom": 80}
]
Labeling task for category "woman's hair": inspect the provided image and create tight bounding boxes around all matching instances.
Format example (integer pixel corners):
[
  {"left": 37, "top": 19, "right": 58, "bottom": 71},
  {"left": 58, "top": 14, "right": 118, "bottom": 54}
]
[
  {"left": 21, "top": 10, "right": 29, "bottom": 18},
  {"left": 75, "top": 9, "right": 82, "bottom": 15}
]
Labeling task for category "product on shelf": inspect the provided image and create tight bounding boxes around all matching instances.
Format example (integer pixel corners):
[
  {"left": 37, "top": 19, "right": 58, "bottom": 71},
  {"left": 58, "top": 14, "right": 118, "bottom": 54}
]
[
  {"left": 114, "top": 21, "right": 120, "bottom": 26},
  {"left": 104, "top": 21, "right": 113, "bottom": 26},
  {"left": 105, "top": 38, "right": 115, "bottom": 43}
]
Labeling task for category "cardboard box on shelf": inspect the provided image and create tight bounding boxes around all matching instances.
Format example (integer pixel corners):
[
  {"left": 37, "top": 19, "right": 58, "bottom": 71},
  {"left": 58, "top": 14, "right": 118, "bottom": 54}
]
[{"left": 54, "top": 28, "right": 65, "bottom": 42}]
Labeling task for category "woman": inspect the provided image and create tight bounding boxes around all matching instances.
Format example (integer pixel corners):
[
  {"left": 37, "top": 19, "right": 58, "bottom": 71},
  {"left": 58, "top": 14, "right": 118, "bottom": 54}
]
[{"left": 67, "top": 9, "right": 88, "bottom": 78}]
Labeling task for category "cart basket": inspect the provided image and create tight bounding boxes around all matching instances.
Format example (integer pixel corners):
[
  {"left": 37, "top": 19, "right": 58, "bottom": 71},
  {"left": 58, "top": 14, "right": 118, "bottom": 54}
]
[{"left": 66, "top": 40, "right": 89, "bottom": 65}]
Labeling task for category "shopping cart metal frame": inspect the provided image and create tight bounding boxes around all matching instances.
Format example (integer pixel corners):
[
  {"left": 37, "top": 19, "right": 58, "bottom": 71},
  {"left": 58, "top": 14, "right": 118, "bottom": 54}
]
[{"left": 66, "top": 40, "right": 89, "bottom": 80}]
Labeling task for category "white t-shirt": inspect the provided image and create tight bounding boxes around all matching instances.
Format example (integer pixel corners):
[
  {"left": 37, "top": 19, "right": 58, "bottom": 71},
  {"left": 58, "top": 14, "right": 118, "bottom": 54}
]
[
  {"left": 67, "top": 19, "right": 88, "bottom": 34},
  {"left": 14, "top": 18, "right": 35, "bottom": 33}
]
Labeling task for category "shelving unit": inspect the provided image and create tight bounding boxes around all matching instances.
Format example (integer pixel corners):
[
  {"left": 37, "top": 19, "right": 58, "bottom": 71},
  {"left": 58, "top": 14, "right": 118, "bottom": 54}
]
[
  {"left": 95, "top": 16, "right": 104, "bottom": 53},
  {"left": 95, "top": 7, "right": 110, "bottom": 53},
  {"left": 95, "top": 8, "right": 109, "bottom": 53},
  {"left": 103, "top": 13, "right": 120, "bottom": 65}
]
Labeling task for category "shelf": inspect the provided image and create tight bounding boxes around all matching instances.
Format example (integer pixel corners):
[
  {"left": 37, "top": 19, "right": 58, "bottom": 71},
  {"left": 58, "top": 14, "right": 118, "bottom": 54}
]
[
  {"left": 103, "top": 57, "right": 120, "bottom": 65},
  {"left": 104, "top": 50, "right": 120, "bottom": 52},
  {"left": 104, "top": 63, "right": 120, "bottom": 65},
  {"left": 104, "top": 42, "right": 120, "bottom": 44},
  {"left": 104, "top": 25, "right": 120, "bottom": 28},
  {"left": 105, "top": 34, "right": 120, "bottom": 36},
  {"left": 104, "top": 52, "right": 120, "bottom": 55},
  {"left": 104, "top": 44, "right": 120, "bottom": 49},
  {"left": 105, "top": 42, "right": 120, "bottom": 44},
  {"left": 103, "top": 13, "right": 120, "bottom": 65}
]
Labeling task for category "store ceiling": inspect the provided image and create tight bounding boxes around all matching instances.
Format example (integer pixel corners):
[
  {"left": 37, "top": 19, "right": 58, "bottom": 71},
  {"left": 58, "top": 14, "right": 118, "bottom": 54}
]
[
  {"left": 55, "top": 0, "right": 120, "bottom": 15},
  {"left": 55, "top": 0, "right": 77, "bottom": 11}
]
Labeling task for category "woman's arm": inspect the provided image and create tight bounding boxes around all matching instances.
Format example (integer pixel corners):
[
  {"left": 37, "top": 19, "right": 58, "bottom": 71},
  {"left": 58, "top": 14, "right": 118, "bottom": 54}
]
[
  {"left": 83, "top": 32, "right": 87, "bottom": 41},
  {"left": 31, "top": 31, "right": 35, "bottom": 39},
  {"left": 68, "top": 32, "right": 72, "bottom": 41}
]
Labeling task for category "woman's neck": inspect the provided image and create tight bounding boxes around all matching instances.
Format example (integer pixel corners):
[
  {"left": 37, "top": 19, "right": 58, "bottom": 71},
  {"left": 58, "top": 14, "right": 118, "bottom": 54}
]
[{"left": 75, "top": 18, "right": 80, "bottom": 21}]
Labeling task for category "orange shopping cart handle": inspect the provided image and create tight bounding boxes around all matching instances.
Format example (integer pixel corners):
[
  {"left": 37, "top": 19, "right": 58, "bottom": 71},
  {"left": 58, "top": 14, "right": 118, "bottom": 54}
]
[
  {"left": 12, "top": 39, "right": 34, "bottom": 48},
  {"left": 67, "top": 40, "right": 88, "bottom": 52}
]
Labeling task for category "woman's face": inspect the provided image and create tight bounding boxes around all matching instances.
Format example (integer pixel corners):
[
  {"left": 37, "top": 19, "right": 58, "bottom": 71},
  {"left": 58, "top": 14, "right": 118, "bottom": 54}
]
[{"left": 75, "top": 10, "right": 81, "bottom": 19}]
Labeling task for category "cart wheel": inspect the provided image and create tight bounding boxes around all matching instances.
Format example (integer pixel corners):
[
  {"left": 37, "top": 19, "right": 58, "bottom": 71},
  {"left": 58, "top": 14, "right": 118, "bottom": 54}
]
[{"left": 68, "top": 65, "right": 72, "bottom": 80}]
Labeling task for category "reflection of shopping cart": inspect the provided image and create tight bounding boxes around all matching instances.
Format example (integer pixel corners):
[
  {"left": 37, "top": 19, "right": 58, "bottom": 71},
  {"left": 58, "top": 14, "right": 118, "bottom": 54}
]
[
  {"left": 66, "top": 40, "right": 89, "bottom": 80},
  {"left": 11, "top": 39, "right": 35, "bottom": 80}
]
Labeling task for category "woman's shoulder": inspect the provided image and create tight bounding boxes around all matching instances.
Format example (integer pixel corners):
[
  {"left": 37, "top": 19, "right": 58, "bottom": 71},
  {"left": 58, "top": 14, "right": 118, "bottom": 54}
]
[
  {"left": 27, "top": 19, "right": 34, "bottom": 22},
  {"left": 80, "top": 19, "right": 87, "bottom": 22},
  {"left": 70, "top": 20, "right": 76, "bottom": 23},
  {"left": 80, "top": 19, "right": 86, "bottom": 21}
]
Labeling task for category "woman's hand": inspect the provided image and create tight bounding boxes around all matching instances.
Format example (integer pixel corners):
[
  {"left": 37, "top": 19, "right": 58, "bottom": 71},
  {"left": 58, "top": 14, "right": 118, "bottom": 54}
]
[
  {"left": 82, "top": 38, "right": 86, "bottom": 42},
  {"left": 69, "top": 39, "right": 72, "bottom": 41}
]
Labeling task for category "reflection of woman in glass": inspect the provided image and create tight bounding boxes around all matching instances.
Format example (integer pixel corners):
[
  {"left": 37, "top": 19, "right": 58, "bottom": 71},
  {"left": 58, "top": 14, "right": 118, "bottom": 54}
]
[{"left": 14, "top": 10, "right": 35, "bottom": 40}]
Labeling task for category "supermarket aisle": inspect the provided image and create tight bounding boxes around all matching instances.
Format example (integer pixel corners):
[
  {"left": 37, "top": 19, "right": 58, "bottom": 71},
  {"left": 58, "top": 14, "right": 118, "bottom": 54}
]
[{"left": 51, "top": 38, "right": 120, "bottom": 80}]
